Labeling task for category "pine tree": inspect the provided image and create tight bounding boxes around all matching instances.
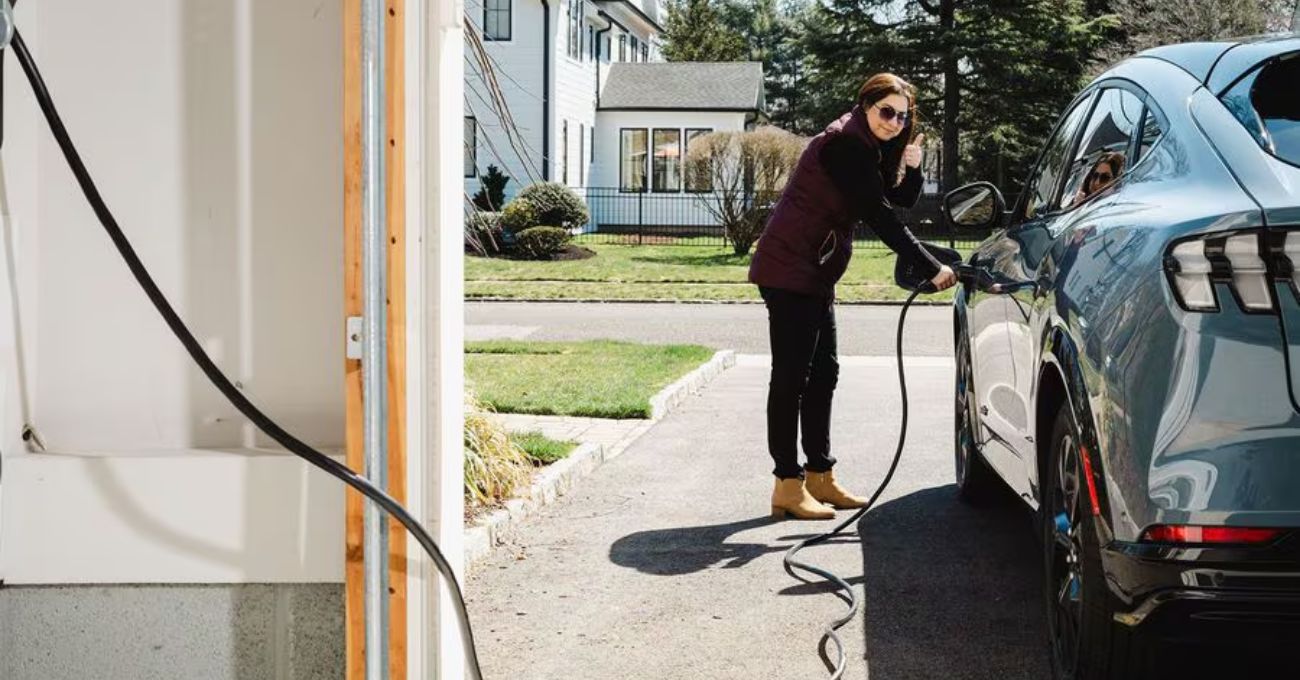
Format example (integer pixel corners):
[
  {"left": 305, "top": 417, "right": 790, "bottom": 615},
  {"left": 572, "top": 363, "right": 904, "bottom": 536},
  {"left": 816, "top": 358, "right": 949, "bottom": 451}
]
[
  {"left": 661, "top": 0, "right": 746, "bottom": 62},
  {"left": 802, "top": 0, "right": 1112, "bottom": 193},
  {"left": 722, "top": 0, "right": 817, "bottom": 133}
]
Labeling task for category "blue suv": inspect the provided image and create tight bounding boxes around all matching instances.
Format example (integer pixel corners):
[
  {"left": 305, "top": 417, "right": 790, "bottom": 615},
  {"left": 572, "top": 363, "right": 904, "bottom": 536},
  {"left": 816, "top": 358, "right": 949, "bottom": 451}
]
[{"left": 944, "top": 34, "right": 1300, "bottom": 679}]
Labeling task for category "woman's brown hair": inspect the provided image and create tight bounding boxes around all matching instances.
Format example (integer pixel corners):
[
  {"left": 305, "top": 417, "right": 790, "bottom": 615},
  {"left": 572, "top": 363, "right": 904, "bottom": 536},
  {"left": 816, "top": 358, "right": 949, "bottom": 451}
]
[
  {"left": 1085, "top": 151, "right": 1126, "bottom": 192},
  {"left": 857, "top": 73, "right": 918, "bottom": 186}
]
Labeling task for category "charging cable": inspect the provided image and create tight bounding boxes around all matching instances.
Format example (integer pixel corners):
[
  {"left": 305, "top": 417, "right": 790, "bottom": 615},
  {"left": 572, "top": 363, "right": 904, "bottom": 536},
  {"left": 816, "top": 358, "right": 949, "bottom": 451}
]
[
  {"left": 783, "top": 252, "right": 986, "bottom": 679},
  {"left": 780, "top": 285, "right": 924, "bottom": 679}
]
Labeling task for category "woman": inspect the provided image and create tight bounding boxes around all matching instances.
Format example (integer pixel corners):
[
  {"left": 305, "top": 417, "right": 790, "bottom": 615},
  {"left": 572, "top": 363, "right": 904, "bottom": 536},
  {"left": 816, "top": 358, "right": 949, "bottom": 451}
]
[
  {"left": 749, "top": 73, "right": 956, "bottom": 520},
  {"left": 1069, "top": 151, "right": 1126, "bottom": 207}
]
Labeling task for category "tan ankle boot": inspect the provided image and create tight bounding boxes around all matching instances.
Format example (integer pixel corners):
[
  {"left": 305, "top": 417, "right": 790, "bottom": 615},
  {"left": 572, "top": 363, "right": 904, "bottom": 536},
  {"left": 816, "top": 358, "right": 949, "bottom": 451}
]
[
  {"left": 770, "top": 477, "right": 835, "bottom": 520},
  {"left": 805, "top": 470, "right": 868, "bottom": 509}
]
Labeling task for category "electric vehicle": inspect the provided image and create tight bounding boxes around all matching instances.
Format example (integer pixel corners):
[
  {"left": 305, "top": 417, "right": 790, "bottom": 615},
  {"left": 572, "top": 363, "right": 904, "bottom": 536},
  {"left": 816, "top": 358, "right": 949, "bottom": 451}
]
[{"left": 944, "top": 35, "right": 1300, "bottom": 678}]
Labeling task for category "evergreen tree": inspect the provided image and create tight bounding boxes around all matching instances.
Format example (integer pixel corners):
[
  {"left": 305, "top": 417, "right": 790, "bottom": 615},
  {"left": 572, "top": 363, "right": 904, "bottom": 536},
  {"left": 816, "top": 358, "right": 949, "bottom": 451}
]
[
  {"left": 661, "top": 0, "right": 746, "bottom": 62},
  {"left": 802, "top": 0, "right": 1112, "bottom": 193},
  {"left": 723, "top": 0, "right": 818, "bottom": 133}
]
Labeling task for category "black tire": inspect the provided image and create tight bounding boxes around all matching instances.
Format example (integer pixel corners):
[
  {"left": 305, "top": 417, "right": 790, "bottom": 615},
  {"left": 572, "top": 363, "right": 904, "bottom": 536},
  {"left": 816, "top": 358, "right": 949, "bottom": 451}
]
[
  {"left": 954, "top": 332, "right": 999, "bottom": 504},
  {"left": 1043, "top": 405, "right": 1154, "bottom": 680}
]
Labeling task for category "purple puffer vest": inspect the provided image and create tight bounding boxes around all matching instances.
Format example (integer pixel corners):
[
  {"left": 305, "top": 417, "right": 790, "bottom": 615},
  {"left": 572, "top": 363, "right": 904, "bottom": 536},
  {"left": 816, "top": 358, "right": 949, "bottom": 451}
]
[{"left": 748, "top": 106, "right": 878, "bottom": 298}]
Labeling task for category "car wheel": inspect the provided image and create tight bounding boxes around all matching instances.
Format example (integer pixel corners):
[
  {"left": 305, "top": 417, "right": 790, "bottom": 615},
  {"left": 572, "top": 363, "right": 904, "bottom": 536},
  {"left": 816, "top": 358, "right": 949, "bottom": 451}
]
[
  {"left": 1043, "top": 405, "right": 1152, "bottom": 679},
  {"left": 954, "top": 333, "right": 998, "bottom": 504}
]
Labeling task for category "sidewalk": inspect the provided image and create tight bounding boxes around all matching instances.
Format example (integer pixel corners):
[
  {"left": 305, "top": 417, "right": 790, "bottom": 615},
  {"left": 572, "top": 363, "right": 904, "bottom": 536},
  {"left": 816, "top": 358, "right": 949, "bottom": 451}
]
[{"left": 463, "top": 360, "right": 1049, "bottom": 680}]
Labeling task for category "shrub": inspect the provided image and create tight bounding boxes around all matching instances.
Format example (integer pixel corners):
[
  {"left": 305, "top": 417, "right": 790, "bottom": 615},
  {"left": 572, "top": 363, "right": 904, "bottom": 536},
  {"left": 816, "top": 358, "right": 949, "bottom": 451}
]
[
  {"left": 463, "top": 393, "right": 531, "bottom": 509},
  {"left": 465, "top": 211, "right": 504, "bottom": 254},
  {"left": 685, "top": 126, "right": 807, "bottom": 255},
  {"left": 514, "top": 182, "right": 589, "bottom": 231},
  {"left": 515, "top": 226, "right": 571, "bottom": 259},
  {"left": 472, "top": 165, "right": 511, "bottom": 212},
  {"left": 500, "top": 199, "right": 540, "bottom": 234}
]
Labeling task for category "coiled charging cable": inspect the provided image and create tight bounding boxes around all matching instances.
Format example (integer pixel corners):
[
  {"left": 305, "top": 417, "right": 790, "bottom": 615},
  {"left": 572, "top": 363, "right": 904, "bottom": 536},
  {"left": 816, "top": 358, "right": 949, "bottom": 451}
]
[{"left": 780, "top": 284, "right": 927, "bottom": 679}]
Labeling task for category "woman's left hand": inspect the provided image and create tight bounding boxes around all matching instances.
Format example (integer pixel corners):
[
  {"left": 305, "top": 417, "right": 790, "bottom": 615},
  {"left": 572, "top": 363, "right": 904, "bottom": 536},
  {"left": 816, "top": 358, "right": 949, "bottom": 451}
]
[{"left": 904, "top": 133, "right": 925, "bottom": 169}]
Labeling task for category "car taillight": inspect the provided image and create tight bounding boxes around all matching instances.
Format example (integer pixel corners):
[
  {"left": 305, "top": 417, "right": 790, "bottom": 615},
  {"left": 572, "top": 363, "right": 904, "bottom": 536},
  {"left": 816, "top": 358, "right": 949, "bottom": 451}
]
[
  {"left": 1166, "top": 239, "right": 1218, "bottom": 311},
  {"left": 1280, "top": 231, "right": 1300, "bottom": 293},
  {"left": 1223, "top": 233, "right": 1273, "bottom": 311},
  {"left": 1164, "top": 230, "right": 1277, "bottom": 313},
  {"left": 1140, "top": 525, "right": 1282, "bottom": 545}
]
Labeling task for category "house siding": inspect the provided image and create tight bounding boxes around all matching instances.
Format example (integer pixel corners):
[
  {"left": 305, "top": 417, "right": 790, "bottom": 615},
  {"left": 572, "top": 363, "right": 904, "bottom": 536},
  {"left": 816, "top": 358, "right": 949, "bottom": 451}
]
[
  {"left": 554, "top": 0, "right": 599, "bottom": 189},
  {"left": 591, "top": 110, "right": 749, "bottom": 231},
  {"left": 465, "top": 0, "right": 666, "bottom": 202},
  {"left": 593, "top": 110, "right": 747, "bottom": 188},
  {"left": 464, "top": 0, "right": 548, "bottom": 200}
]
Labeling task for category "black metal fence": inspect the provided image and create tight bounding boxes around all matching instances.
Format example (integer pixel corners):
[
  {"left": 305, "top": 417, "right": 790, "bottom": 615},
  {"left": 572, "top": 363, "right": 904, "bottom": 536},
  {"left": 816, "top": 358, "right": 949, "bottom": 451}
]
[{"left": 573, "top": 187, "right": 994, "bottom": 249}]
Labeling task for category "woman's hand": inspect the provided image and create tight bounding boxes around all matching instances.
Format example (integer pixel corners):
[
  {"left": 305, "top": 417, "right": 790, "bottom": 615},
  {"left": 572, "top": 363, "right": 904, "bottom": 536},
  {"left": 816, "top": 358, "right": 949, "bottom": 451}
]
[
  {"left": 930, "top": 264, "right": 957, "bottom": 291},
  {"left": 904, "top": 133, "right": 925, "bottom": 169}
]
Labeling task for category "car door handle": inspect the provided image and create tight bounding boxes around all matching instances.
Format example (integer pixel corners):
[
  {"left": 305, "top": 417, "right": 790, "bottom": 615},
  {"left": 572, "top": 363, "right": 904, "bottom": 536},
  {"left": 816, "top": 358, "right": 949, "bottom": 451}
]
[{"left": 980, "top": 405, "right": 989, "bottom": 416}]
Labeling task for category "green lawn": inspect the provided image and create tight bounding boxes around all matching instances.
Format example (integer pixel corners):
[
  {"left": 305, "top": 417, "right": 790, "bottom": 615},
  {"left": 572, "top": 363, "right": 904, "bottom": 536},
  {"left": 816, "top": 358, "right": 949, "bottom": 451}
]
[
  {"left": 465, "top": 242, "right": 961, "bottom": 302},
  {"left": 465, "top": 340, "right": 715, "bottom": 419}
]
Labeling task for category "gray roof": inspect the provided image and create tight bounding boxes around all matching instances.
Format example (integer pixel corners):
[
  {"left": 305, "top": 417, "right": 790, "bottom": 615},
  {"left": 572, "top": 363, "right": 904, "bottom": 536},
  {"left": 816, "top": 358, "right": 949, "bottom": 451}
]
[{"left": 598, "top": 62, "right": 765, "bottom": 112}]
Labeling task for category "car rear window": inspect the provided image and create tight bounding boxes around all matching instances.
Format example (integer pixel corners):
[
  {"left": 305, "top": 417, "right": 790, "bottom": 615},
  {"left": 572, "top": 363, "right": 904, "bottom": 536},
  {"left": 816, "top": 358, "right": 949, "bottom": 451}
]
[{"left": 1221, "top": 52, "right": 1300, "bottom": 167}]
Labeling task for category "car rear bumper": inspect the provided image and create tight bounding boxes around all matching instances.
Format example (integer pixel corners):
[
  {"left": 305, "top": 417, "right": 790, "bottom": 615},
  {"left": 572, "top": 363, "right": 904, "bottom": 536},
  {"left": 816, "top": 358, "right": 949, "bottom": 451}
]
[{"left": 1103, "top": 534, "right": 1300, "bottom": 632}]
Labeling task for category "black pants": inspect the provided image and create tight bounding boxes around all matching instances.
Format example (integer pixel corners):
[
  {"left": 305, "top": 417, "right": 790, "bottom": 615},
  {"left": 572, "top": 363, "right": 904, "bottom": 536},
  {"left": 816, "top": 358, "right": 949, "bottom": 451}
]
[{"left": 760, "top": 286, "right": 839, "bottom": 480}]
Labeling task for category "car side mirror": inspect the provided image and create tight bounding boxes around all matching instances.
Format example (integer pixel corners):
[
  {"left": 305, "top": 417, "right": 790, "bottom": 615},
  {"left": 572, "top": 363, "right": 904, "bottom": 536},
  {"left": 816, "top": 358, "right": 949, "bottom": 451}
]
[{"left": 943, "top": 182, "right": 1005, "bottom": 231}]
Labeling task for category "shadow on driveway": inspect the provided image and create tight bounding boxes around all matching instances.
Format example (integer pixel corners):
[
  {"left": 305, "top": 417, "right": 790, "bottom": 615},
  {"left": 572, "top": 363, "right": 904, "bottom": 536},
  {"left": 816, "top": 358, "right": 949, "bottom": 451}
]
[
  {"left": 608, "top": 516, "right": 784, "bottom": 575},
  {"left": 607, "top": 484, "right": 1049, "bottom": 678},
  {"left": 856, "top": 484, "right": 1049, "bottom": 679}
]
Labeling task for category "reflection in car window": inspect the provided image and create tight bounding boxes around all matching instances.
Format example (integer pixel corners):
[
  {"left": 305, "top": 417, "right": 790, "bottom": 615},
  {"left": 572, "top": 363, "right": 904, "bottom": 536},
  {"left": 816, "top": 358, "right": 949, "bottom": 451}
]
[
  {"left": 1136, "top": 108, "right": 1163, "bottom": 164},
  {"left": 1222, "top": 53, "right": 1300, "bottom": 167},
  {"left": 1024, "top": 95, "right": 1094, "bottom": 220},
  {"left": 1061, "top": 88, "right": 1142, "bottom": 209}
]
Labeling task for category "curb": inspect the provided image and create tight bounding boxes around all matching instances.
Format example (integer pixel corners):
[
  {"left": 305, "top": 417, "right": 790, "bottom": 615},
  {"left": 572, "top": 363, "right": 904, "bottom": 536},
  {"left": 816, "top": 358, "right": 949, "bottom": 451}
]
[
  {"left": 650, "top": 349, "right": 736, "bottom": 420},
  {"left": 463, "top": 441, "right": 605, "bottom": 567},
  {"left": 467, "top": 297, "right": 953, "bottom": 306},
  {"left": 464, "top": 349, "right": 737, "bottom": 568}
]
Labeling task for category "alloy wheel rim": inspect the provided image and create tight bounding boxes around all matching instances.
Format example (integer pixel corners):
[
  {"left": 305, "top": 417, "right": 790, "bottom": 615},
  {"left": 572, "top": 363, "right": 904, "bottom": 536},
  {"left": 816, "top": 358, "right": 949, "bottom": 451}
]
[
  {"left": 955, "top": 344, "right": 973, "bottom": 483},
  {"left": 1048, "top": 432, "right": 1084, "bottom": 677}
]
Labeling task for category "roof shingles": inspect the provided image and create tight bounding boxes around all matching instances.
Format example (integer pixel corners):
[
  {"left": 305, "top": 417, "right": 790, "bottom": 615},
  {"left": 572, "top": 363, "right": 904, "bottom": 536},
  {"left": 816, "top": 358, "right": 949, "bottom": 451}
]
[{"left": 598, "top": 62, "right": 765, "bottom": 111}]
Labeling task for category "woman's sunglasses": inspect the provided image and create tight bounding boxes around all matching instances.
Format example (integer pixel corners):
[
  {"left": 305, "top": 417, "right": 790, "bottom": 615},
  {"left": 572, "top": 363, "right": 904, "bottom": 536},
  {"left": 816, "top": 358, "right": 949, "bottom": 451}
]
[
  {"left": 1093, "top": 171, "right": 1114, "bottom": 183},
  {"left": 873, "top": 103, "right": 911, "bottom": 125}
]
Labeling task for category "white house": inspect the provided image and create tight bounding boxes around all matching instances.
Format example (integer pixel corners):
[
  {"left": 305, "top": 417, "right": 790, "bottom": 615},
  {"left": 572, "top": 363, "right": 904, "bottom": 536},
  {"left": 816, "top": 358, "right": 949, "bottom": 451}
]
[{"left": 463, "top": 0, "right": 766, "bottom": 234}]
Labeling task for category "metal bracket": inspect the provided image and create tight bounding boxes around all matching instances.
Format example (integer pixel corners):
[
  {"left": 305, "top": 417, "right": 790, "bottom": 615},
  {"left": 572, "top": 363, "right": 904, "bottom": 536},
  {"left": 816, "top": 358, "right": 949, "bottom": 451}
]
[
  {"left": 346, "top": 316, "right": 363, "bottom": 359},
  {"left": 0, "top": 0, "right": 12, "bottom": 151},
  {"left": 0, "top": 0, "right": 12, "bottom": 50}
]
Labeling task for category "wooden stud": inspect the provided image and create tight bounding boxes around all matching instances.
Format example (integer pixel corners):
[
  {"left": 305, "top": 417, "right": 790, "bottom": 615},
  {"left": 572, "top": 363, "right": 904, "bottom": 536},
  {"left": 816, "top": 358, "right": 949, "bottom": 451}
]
[
  {"left": 343, "top": 0, "right": 407, "bottom": 676},
  {"left": 384, "top": 0, "right": 409, "bottom": 676},
  {"left": 343, "top": 0, "right": 365, "bottom": 676}
]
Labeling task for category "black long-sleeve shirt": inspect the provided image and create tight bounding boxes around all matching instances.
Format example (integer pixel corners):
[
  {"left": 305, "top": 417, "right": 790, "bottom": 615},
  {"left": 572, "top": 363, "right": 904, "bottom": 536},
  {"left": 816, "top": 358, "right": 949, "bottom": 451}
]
[{"left": 820, "top": 134, "right": 939, "bottom": 276}]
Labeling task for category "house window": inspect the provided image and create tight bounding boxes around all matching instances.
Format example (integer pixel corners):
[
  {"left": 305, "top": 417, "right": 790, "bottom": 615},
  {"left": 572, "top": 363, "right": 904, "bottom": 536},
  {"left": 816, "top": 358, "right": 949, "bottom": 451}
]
[
  {"left": 620, "top": 129, "right": 648, "bottom": 192},
  {"left": 567, "top": 0, "right": 583, "bottom": 59},
  {"left": 618, "top": 35, "right": 627, "bottom": 62},
  {"left": 685, "top": 128, "right": 713, "bottom": 192},
  {"left": 641, "top": 44, "right": 649, "bottom": 62},
  {"left": 630, "top": 36, "right": 639, "bottom": 62},
  {"left": 579, "top": 124, "right": 586, "bottom": 186},
  {"left": 652, "top": 129, "right": 682, "bottom": 193},
  {"left": 464, "top": 117, "right": 477, "bottom": 178},
  {"left": 562, "top": 120, "right": 570, "bottom": 184},
  {"left": 603, "top": 35, "right": 611, "bottom": 62},
  {"left": 483, "top": 0, "right": 511, "bottom": 41},
  {"left": 588, "top": 27, "right": 596, "bottom": 61}
]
